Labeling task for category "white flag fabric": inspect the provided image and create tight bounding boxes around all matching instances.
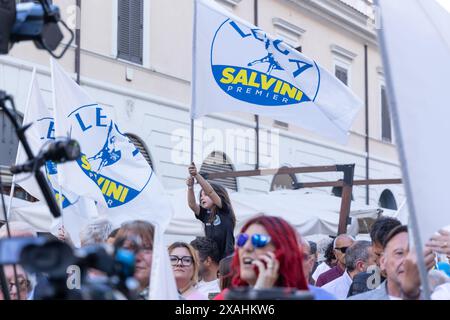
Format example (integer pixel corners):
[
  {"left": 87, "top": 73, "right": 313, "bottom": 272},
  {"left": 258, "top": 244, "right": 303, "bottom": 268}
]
[
  {"left": 51, "top": 59, "right": 178, "bottom": 298},
  {"left": 375, "top": 0, "right": 450, "bottom": 242},
  {"left": 149, "top": 224, "right": 179, "bottom": 300},
  {"left": 51, "top": 59, "right": 174, "bottom": 231},
  {"left": 14, "top": 70, "right": 98, "bottom": 247},
  {"left": 14, "top": 69, "right": 55, "bottom": 201},
  {"left": 192, "top": 0, "right": 363, "bottom": 143}
]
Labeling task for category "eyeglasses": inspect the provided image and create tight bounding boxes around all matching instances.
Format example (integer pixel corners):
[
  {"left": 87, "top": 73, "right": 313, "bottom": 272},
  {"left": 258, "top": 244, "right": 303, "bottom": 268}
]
[
  {"left": 237, "top": 233, "right": 271, "bottom": 248},
  {"left": 335, "top": 247, "right": 349, "bottom": 254},
  {"left": 8, "top": 278, "right": 29, "bottom": 291},
  {"left": 169, "top": 255, "right": 194, "bottom": 267}
]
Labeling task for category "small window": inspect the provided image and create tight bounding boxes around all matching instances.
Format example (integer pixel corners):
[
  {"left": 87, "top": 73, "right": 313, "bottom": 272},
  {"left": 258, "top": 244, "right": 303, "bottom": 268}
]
[
  {"left": 381, "top": 86, "right": 392, "bottom": 143},
  {"left": 118, "top": 0, "right": 143, "bottom": 64},
  {"left": 200, "top": 151, "right": 237, "bottom": 191},
  {"left": 335, "top": 65, "right": 348, "bottom": 86}
]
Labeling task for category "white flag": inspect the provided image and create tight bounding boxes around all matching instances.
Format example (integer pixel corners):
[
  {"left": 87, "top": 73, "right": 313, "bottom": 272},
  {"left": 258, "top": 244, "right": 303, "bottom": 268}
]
[
  {"left": 50, "top": 59, "right": 174, "bottom": 231},
  {"left": 192, "top": 0, "right": 362, "bottom": 143},
  {"left": 149, "top": 224, "right": 179, "bottom": 300},
  {"left": 376, "top": 0, "right": 450, "bottom": 243},
  {"left": 14, "top": 69, "right": 98, "bottom": 247}
]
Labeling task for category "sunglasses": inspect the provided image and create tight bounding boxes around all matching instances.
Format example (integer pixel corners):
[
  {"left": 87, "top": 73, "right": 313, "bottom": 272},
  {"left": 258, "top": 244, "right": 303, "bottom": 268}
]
[
  {"left": 169, "top": 255, "right": 194, "bottom": 266},
  {"left": 237, "top": 233, "right": 271, "bottom": 248},
  {"left": 335, "top": 247, "right": 349, "bottom": 254}
]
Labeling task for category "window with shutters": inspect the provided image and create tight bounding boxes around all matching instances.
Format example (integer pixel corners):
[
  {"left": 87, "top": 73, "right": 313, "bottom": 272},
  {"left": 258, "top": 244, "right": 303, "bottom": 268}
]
[
  {"left": 381, "top": 86, "right": 392, "bottom": 143},
  {"left": 125, "top": 133, "right": 153, "bottom": 169},
  {"left": 199, "top": 151, "right": 238, "bottom": 191},
  {"left": 117, "top": 0, "right": 143, "bottom": 64},
  {"left": 335, "top": 65, "right": 348, "bottom": 86}
]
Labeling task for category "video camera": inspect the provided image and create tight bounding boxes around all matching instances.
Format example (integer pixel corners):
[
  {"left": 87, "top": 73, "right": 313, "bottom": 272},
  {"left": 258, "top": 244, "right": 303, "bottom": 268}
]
[
  {"left": 0, "top": 0, "right": 73, "bottom": 58},
  {"left": 0, "top": 236, "right": 139, "bottom": 300}
]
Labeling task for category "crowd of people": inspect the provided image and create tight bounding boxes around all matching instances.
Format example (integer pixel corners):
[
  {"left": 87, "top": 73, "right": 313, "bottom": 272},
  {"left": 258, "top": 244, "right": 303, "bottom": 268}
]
[{"left": 0, "top": 162, "right": 449, "bottom": 300}]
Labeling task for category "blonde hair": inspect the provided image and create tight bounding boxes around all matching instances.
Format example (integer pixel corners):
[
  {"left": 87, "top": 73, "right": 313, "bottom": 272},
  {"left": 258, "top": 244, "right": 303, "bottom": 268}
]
[{"left": 168, "top": 242, "right": 199, "bottom": 284}]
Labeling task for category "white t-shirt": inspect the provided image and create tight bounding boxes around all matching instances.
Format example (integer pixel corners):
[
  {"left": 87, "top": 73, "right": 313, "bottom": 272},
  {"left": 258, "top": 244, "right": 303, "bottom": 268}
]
[
  {"left": 196, "top": 279, "right": 221, "bottom": 299},
  {"left": 388, "top": 295, "right": 402, "bottom": 300}
]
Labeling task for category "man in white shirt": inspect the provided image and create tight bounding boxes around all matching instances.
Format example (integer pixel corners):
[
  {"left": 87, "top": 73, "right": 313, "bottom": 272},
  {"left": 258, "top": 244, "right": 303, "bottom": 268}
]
[
  {"left": 322, "top": 241, "right": 373, "bottom": 299},
  {"left": 190, "top": 237, "right": 221, "bottom": 299}
]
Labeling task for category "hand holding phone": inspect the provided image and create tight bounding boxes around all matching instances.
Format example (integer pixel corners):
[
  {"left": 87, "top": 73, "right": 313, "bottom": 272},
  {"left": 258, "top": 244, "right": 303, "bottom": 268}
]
[{"left": 252, "top": 251, "right": 280, "bottom": 289}]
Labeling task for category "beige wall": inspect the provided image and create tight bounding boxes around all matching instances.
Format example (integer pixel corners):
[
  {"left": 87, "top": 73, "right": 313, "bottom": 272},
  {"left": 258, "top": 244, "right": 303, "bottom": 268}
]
[{"left": 7, "top": 0, "right": 400, "bottom": 165}]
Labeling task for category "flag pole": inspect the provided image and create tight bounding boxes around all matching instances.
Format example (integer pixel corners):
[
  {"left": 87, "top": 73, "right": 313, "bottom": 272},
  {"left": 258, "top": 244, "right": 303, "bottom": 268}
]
[
  {"left": 254, "top": 0, "right": 260, "bottom": 170},
  {"left": 375, "top": 0, "right": 430, "bottom": 299},
  {"left": 190, "top": 119, "right": 194, "bottom": 163},
  {"left": 190, "top": 0, "right": 198, "bottom": 164}
]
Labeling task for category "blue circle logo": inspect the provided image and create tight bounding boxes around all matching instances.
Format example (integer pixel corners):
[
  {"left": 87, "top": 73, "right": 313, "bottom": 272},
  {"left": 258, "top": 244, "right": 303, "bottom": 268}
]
[{"left": 211, "top": 19, "right": 320, "bottom": 107}]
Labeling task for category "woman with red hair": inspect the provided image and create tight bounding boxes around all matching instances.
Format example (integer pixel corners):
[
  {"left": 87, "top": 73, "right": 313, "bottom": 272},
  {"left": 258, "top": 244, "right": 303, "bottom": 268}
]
[{"left": 214, "top": 215, "right": 309, "bottom": 299}]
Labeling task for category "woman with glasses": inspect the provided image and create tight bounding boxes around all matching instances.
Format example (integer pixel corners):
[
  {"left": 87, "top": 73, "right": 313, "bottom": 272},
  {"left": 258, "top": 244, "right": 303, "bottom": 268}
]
[
  {"left": 168, "top": 242, "right": 207, "bottom": 300},
  {"left": 186, "top": 162, "right": 236, "bottom": 260},
  {"left": 214, "top": 215, "right": 309, "bottom": 299}
]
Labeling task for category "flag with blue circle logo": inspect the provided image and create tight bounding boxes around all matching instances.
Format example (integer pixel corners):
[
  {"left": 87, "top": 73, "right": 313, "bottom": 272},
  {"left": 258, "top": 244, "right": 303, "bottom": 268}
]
[
  {"left": 192, "top": 0, "right": 363, "bottom": 143},
  {"left": 51, "top": 60, "right": 178, "bottom": 298},
  {"left": 14, "top": 69, "right": 99, "bottom": 247},
  {"left": 50, "top": 59, "right": 174, "bottom": 232}
]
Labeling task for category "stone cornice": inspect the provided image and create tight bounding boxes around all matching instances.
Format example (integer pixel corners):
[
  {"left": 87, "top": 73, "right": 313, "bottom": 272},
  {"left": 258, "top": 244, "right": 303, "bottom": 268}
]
[{"left": 285, "top": 0, "right": 378, "bottom": 46}]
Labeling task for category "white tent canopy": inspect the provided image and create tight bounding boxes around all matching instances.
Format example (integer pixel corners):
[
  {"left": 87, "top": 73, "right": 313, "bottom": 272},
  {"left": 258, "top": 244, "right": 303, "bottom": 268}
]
[{"left": 2, "top": 187, "right": 394, "bottom": 241}]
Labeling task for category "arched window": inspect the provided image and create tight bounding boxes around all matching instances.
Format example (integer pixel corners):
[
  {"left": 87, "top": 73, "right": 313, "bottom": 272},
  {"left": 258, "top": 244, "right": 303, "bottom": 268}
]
[
  {"left": 199, "top": 151, "right": 237, "bottom": 191},
  {"left": 270, "top": 166, "right": 298, "bottom": 191},
  {"left": 379, "top": 189, "right": 397, "bottom": 210},
  {"left": 125, "top": 133, "right": 153, "bottom": 169}
]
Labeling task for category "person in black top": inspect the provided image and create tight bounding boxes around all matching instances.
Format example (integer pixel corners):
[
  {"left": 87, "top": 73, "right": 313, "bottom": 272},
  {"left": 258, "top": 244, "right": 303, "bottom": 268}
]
[{"left": 186, "top": 162, "right": 236, "bottom": 260}]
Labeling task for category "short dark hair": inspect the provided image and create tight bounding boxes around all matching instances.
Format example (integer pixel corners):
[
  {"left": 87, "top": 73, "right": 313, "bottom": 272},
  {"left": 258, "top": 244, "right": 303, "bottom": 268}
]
[
  {"left": 190, "top": 237, "right": 221, "bottom": 264},
  {"left": 382, "top": 225, "right": 408, "bottom": 249},
  {"left": 324, "top": 241, "right": 336, "bottom": 263},
  {"left": 308, "top": 241, "right": 317, "bottom": 255},
  {"left": 370, "top": 217, "right": 401, "bottom": 245}
]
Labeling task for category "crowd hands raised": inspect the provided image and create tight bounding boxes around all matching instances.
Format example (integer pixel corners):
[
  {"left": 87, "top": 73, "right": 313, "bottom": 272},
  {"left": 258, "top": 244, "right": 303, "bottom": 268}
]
[{"left": 0, "top": 163, "right": 449, "bottom": 300}]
